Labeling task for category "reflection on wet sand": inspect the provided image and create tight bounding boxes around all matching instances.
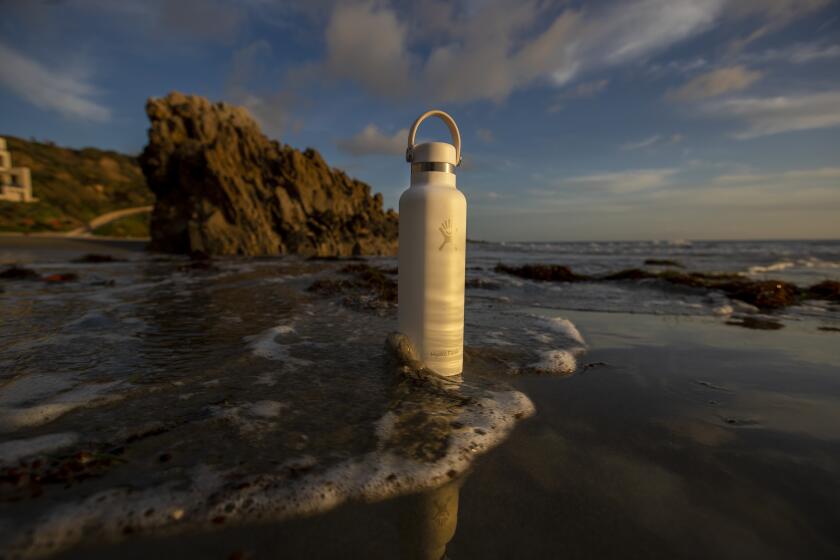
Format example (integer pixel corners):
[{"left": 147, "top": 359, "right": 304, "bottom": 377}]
[{"left": 399, "top": 478, "right": 462, "bottom": 560}]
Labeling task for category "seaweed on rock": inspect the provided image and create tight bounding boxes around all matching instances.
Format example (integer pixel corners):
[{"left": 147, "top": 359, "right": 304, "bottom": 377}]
[
  {"left": 493, "top": 263, "right": 589, "bottom": 282},
  {"left": 495, "top": 262, "right": 829, "bottom": 311}
]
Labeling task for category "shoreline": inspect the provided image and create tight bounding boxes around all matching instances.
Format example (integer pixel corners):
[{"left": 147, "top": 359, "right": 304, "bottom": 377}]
[{"left": 19, "top": 306, "right": 840, "bottom": 559}]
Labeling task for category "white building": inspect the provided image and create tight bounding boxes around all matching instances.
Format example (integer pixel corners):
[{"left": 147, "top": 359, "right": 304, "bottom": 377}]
[{"left": 0, "top": 137, "right": 35, "bottom": 203}]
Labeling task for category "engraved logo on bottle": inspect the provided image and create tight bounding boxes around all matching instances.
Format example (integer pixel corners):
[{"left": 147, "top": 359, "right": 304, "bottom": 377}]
[{"left": 438, "top": 218, "right": 454, "bottom": 251}]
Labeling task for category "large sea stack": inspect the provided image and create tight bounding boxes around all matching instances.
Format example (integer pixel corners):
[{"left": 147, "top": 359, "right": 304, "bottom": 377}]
[{"left": 139, "top": 92, "right": 398, "bottom": 256}]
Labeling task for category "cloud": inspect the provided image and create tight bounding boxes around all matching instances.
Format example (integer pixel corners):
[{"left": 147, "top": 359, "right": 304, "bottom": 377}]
[
  {"left": 621, "top": 135, "right": 662, "bottom": 150},
  {"left": 336, "top": 124, "right": 408, "bottom": 156},
  {"left": 713, "top": 167, "right": 840, "bottom": 185},
  {"left": 319, "top": 0, "right": 727, "bottom": 103},
  {"left": 704, "top": 91, "right": 840, "bottom": 138},
  {"left": 496, "top": 163, "right": 840, "bottom": 240},
  {"left": 548, "top": 79, "right": 609, "bottom": 112},
  {"left": 156, "top": 0, "right": 244, "bottom": 43},
  {"left": 739, "top": 41, "right": 840, "bottom": 65},
  {"left": 647, "top": 57, "right": 709, "bottom": 76},
  {"left": 44, "top": 0, "right": 245, "bottom": 44},
  {"left": 564, "top": 168, "right": 679, "bottom": 194},
  {"left": 324, "top": 2, "right": 412, "bottom": 98},
  {"left": 668, "top": 66, "right": 763, "bottom": 101},
  {"left": 724, "top": 0, "right": 833, "bottom": 52},
  {"left": 224, "top": 41, "right": 301, "bottom": 137},
  {"left": 620, "top": 134, "right": 683, "bottom": 151},
  {"left": 0, "top": 43, "right": 110, "bottom": 122},
  {"left": 566, "top": 79, "right": 610, "bottom": 98},
  {"left": 476, "top": 128, "right": 495, "bottom": 143}
]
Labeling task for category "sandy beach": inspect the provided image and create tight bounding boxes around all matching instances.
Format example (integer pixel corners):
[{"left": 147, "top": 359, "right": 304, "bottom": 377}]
[{"left": 1, "top": 238, "right": 838, "bottom": 558}]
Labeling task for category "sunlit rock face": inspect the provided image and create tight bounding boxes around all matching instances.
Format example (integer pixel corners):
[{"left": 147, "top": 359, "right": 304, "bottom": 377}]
[{"left": 140, "top": 92, "right": 398, "bottom": 256}]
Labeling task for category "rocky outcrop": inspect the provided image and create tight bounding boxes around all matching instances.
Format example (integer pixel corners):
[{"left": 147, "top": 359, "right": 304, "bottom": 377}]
[
  {"left": 494, "top": 262, "right": 837, "bottom": 311},
  {"left": 139, "top": 92, "right": 398, "bottom": 256}
]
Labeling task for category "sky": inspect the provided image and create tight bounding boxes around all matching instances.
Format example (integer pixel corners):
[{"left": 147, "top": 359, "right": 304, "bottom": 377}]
[{"left": 1, "top": 0, "right": 839, "bottom": 241}]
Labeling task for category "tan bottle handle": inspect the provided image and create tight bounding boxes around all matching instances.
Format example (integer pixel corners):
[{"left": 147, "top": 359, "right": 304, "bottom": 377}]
[{"left": 406, "top": 110, "right": 462, "bottom": 166}]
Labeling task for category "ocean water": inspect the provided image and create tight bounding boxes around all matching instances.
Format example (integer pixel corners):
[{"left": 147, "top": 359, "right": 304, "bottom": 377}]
[
  {"left": 1, "top": 237, "right": 839, "bottom": 559},
  {"left": 467, "top": 239, "right": 840, "bottom": 318}
]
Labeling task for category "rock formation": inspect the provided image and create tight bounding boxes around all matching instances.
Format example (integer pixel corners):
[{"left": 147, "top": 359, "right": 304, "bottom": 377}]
[{"left": 139, "top": 92, "right": 398, "bottom": 256}]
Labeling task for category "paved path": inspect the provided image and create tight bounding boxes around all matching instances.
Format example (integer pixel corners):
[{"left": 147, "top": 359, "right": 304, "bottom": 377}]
[{"left": 65, "top": 205, "right": 153, "bottom": 236}]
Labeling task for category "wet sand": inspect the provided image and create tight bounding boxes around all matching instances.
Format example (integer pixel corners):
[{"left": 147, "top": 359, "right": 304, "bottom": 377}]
[
  {"left": 0, "top": 235, "right": 147, "bottom": 264},
  {"left": 51, "top": 311, "right": 840, "bottom": 559},
  {"left": 453, "top": 311, "right": 840, "bottom": 559},
  {"left": 2, "top": 238, "right": 839, "bottom": 559}
]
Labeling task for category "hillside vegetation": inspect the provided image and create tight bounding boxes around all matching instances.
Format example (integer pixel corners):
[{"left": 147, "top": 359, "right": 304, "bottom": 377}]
[{"left": 0, "top": 135, "right": 153, "bottom": 234}]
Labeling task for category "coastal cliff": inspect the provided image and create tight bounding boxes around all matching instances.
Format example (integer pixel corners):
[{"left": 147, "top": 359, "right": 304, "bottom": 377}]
[{"left": 140, "top": 92, "right": 398, "bottom": 256}]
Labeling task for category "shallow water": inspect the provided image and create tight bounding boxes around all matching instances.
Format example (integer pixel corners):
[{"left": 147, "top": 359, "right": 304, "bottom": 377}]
[{"left": 1, "top": 237, "right": 839, "bottom": 559}]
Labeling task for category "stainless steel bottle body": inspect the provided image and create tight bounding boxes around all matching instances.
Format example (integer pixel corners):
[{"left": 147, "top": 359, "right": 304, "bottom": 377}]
[{"left": 398, "top": 172, "right": 467, "bottom": 376}]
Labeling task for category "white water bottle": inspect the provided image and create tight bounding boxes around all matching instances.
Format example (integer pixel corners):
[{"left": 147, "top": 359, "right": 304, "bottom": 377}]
[{"left": 399, "top": 110, "right": 467, "bottom": 377}]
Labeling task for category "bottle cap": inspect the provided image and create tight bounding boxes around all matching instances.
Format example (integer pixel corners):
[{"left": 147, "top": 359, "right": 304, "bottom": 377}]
[{"left": 406, "top": 110, "right": 462, "bottom": 174}]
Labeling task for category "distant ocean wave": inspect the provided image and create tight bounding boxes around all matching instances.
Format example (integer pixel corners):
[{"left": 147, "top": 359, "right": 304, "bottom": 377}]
[{"left": 748, "top": 257, "right": 840, "bottom": 275}]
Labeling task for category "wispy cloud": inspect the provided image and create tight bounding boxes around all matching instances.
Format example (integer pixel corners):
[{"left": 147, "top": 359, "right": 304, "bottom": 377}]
[
  {"left": 704, "top": 91, "right": 840, "bottom": 138},
  {"left": 476, "top": 128, "right": 495, "bottom": 143},
  {"left": 324, "top": 2, "right": 412, "bottom": 99},
  {"left": 564, "top": 168, "right": 679, "bottom": 194},
  {"left": 621, "top": 135, "right": 661, "bottom": 151},
  {"left": 667, "top": 65, "right": 763, "bottom": 101},
  {"left": 620, "top": 134, "right": 683, "bottom": 151},
  {"left": 492, "top": 162, "right": 840, "bottom": 240},
  {"left": 224, "top": 40, "right": 300, "bottom": 136},
  {"left": 548, "top": 79, "right": 609, "bottom": 112},
  {"left": 739, "top": 41, "right": 840, "bottom": 64},
  {"left": 713, "top": 167, "right": 840, "bottom": 185},
  {"left": 0, "top": 43, "right": 110, "bottom": 122},
  {"left": 724, "top": 0, "right": 833, "bottom": 52},
  {"left": 319, "top": 0, "right": 728, "bottom": 103},
  {"left": 336, "top": 124, "right": 407, "bottom": 156}
]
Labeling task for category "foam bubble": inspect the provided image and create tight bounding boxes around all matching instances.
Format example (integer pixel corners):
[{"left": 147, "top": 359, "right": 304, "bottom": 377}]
[
  {"left": 713, "top": 305, "right": 734, "bottom": 316},
  {"left": 531, "top": 349, "right": 578, "bottom": 374},
  {"left": 248, "top": 400, "right": 287, "bottom": 418},
  {"left": 246, "top": 325, "right": 310, "bottom": 363},
  {"left": 5, "top": 384, "right": 534, "bottom": 558},
  {"left": 539, "top": 316, "right": 587, "bottom": 346},
  {"left": 0, "top": 381, "right": 123, "bottom": 432},
  {"left": 748, "top": 261, "right": 795, "bottom": 274}
]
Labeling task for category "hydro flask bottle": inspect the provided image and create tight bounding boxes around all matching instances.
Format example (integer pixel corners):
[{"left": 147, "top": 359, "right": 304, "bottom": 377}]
[{"left": 398, "top": 110, "right": 467, "bottom": 376}]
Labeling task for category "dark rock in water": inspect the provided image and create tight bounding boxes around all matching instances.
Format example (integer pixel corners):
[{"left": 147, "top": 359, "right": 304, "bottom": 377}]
[
  {"left": 721, "top": 280, "right": 799, "bottom": 310},
  {"left": 605, "top": 268, "right": 797, "bottom": 309},
  {"left": 465, "top": 277, "right": 501, "bottom": 290},
  {"left": 0, "top": 266, "right": 39, "bottom": 280},
  {"left": 806, "top": 280, "right": 840, "bottom": 302},
  {"left": 188, "top": 249, "right": 212, "bottom": 262},
  {"left": 495, "top": 261, "right": 817, "bottom": 311},
  {"left": 178, "top": 249, "right": 217, "bottom": 271},
  {"left": 43, "top": 273, "right": 78, "bottom": 283},
  {"left": 604, "top": 268, "right": 658, "bottom": 281},
  {"left": 818, "top": 326, "right": 840, "bottom": 332},
  {"left": 140, "top": 92, "right": 398, "bottom": 257},
  {"left": 657, "top": 270, "right": 743, "bottom": 289},
  {"left": 307, "top": 263, "right": 397, "bottom": 309},
  {"left": 385, "top": 332, "right": 423, "bottom": 371},
  {"left": 71, "top": 254, "right": 124, "bottom": 264},
  {"left": 644, "top": 258, "right": 684, "bottom": 268},
  {"left": 494, "top": 263, "right": 589, "bottom": 282},
  {"left": 726, "top": 317, "right": 784, "bottom": 330}
]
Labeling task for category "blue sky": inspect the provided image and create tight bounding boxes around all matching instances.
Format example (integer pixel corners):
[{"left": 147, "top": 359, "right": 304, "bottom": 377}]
[{"left": 1, "top": 0, "right": 839, "bottom": 241}]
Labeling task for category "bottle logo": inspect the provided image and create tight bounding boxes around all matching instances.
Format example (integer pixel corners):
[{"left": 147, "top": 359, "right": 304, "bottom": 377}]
[{"left": 438, "top": 218, "right": 454, "bottom": 251}]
